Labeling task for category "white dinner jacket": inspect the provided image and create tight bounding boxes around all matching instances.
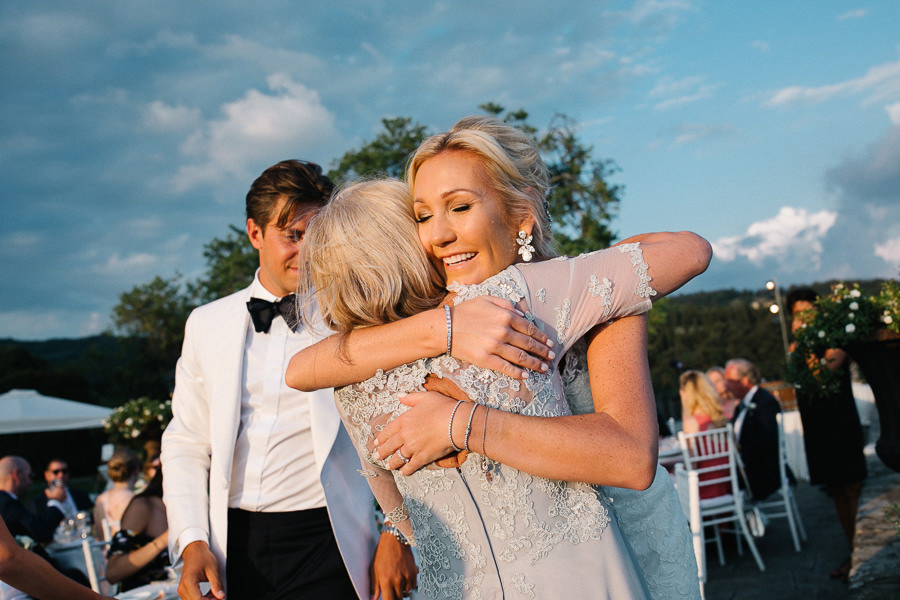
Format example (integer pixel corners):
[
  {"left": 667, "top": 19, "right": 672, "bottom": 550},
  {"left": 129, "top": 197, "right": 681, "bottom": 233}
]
[{"left": 161, "top": 284, "right": 378, "bottom": 599}]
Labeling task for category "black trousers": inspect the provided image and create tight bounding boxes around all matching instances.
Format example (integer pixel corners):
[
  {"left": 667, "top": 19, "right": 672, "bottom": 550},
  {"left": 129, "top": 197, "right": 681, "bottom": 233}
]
[{"left": 226, "top": 507, "right": 357, "bottom": 600}]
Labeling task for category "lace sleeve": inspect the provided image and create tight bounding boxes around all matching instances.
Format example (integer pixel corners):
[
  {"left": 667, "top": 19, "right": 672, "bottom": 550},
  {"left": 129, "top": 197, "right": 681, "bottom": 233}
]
[
  {"left": 333, "top": 364, "right": 430, "bottom": 545},
  {"left": 518, "top": 243, "right": 655, "bottom": 355}
]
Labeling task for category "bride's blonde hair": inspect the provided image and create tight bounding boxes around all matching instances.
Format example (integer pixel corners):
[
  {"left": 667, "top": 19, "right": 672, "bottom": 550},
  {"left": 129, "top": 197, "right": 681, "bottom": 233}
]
[{"left": 299, "top": 178, "right": 444, "bottom": 334}]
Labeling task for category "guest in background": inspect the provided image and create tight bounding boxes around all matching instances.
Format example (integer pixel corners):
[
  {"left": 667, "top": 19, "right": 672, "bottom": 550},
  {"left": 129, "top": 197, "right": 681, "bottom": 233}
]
[
  {"left": 106, "top": 468, "right": 170, "bottom": 591},
  {"left": 0, "top": 516, "right": 116, "bottom": 600},
  {"left": 0, "top": 456, "right": 60, "bottom": 544},
  {"left": 679, "top": 370, "right": 730, "bottom": 498},
  {"left": 27, "top": 458, "right": 93, "bottom": 530},
  {"left": 93, "top": 448, "right": 141, "bottom": 540},
  {"left": 706, "top": 366, "right": 739, "bottom": 420},
  {"left": 787, "top": 287, "right": 866, "bottom": 583},
  {"left": 133, "top": 453, "right": 160, "bottom": 494},
  {"left": 724, "top": 358, "right": 782, "bottom": 501}
]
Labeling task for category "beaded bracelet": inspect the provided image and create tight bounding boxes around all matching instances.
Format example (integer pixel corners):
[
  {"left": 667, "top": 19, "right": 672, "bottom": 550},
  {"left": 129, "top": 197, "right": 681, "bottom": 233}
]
[
  {"left": 382, "top": 521, "right": 410, "bottom": 546},
  {"left": 463, "top": 402, "right": 478, "bottom": 452},
  {"left": 448, "top": 400, "right": 465, "bottom": 452},
  {"left": 444, "top": 304, "right": 453, "bottom": 355}
]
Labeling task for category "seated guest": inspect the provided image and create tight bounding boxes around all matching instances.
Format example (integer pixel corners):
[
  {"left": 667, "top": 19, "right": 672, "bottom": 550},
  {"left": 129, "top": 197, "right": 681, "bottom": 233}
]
[
  {"left": 106, "top": 467, "right": 169, "bottom": 591},
  {"left": 27, "top": 458, "right": 93, "bottom": 530},
  {"left": 724, "top": 358, "right": 783, "bottom": 501},
  {"left": 679, "top": 370, "right": 731, "bottom": 499},
  {"left": 93, "top": 448, "right": 141, "bottom": 539},
  {"left": 0, "top": 456, "right": 61, "bottom": 544},
  {"left": 706, "top": 365, "right": 740, "bottom": 419}
]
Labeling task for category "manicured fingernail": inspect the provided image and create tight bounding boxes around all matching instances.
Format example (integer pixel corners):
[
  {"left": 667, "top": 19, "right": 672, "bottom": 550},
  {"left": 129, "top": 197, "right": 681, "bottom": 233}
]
[
  {"left": 521, "top": 370, "right": 530, "bottom": 379},
  {"left": 398, "top": 392, "right": 407, "bottom": 399},
  {"left": 372, "top": 449, "right": 381, "bottom": 460},
  {"left": 546, "top": 340, "right": 554, "bottom": 348},
  {"left": 547, "top": 351, "right": 556, "bottom": 360},
  {"left": 540, "top": 362, "right": 549, "bottom": 372},
  {"left": 515, "top": 309, "right": 525, "bottom": 316}
]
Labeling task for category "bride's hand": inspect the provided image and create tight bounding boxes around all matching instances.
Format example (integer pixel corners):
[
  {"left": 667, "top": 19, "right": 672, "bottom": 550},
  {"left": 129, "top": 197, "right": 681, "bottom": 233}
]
[
  {"left": 373, "top": 390, "right": 468, "bottom": 475},
  {"left": 450, "top": 296, "right": 555, "bottom": 379}
]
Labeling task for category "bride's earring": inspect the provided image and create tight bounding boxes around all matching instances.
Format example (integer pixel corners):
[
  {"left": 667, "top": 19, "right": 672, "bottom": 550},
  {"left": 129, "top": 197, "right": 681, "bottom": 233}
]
[{"left": 516, "top": 231, "right": 535, "bottom": 262}]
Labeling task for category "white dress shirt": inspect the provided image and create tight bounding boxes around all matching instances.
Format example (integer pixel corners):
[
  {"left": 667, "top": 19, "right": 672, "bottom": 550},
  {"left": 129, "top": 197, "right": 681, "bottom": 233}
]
[
  {"left": 228, "top": 276, "right": 327, "bottom": 512},
  {"left": 733, "top": 385, "right": 759, "bottom": 441},
  {"left": 46, "top": 488, "right": 78, "bottom": 519}
]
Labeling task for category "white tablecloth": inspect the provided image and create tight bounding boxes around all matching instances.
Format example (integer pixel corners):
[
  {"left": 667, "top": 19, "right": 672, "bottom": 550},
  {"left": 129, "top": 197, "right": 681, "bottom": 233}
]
[{"left": 782, "top": 410, "right": 809, "bottom": 482}]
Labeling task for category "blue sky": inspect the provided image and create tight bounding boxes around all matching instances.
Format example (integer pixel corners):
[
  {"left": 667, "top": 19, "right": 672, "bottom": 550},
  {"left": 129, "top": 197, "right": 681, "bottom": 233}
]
[{"left": 2, "top": 0, "right": 899, "bottom": 340}]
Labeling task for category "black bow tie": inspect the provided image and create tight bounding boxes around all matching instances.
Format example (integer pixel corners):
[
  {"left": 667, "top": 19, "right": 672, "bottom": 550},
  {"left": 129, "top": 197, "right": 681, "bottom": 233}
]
[{"left": 246, "top": 294, "right": 300, "bottom": 333}]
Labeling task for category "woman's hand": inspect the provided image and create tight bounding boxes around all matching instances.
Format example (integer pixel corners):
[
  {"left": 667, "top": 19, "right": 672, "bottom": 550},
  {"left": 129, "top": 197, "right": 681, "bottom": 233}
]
[
  {"left": 449, "top": 296, "right": 555, "bottom": 379},
  {"left": 373, "top": 389, "right": 467, "bottom": 475}
]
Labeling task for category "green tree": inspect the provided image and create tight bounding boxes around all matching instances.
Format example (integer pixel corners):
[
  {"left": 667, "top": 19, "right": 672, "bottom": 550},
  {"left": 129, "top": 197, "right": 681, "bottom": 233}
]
[
  {"left": 328, "top": 117, "right": 429, "bottom": 184},
  {"left": 191, "top": 225, "right": 258, "bottom": 303}
]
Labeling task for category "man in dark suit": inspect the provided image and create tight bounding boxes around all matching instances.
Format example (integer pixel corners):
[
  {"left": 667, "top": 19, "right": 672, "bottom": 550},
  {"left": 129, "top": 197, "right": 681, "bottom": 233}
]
[
  {"left": 0, "top": 456, "right": 62, "bottom": 543},
  {"left": 725, "top": 358, "right": 782, "bottom": 501},
  {"left": 27, "top": 458, "right": 92, "bottom": 530}
]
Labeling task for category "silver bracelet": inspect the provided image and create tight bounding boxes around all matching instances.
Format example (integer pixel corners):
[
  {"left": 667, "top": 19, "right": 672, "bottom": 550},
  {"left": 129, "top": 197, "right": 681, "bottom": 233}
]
[
  {"left": 444, "top": 304, "right": 453, "bottom": 355},
  {"left": 464, "top": 403, "right": 478, "bottom": 452},
  {"left": 448, "top": 400, "right": 465, "bottom": 452},
  {"left": 381, "top": 521, "right": 410, "bottom": 546}
]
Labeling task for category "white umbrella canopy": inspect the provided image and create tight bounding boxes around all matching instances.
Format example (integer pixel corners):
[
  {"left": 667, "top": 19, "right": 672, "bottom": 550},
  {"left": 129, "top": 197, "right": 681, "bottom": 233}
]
[{"left": 0, "top": 389, "right": 112, "bottom": 434}]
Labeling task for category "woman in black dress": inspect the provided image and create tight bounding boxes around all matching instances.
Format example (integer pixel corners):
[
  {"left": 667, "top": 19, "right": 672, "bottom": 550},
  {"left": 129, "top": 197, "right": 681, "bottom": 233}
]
[{"left": 787, "top": 288, "right": 866, "bottom": 582}]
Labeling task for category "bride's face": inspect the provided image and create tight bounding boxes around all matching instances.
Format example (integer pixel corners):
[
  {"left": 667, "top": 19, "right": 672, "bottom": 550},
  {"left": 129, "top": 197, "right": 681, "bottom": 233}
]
[{"left": 413, "top": 150, "right": 528, "bottom": 286}]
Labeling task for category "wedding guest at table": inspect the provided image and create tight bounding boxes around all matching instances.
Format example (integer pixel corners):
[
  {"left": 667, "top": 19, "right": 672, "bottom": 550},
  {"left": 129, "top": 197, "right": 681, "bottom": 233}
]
[
  {"left": 27, "top": 458, "right": 93, "bottom": 533},
  {"left": 106, "top": 467, "right": 170, "bottom": 591},
  {"left": 787, "top": 287, "right": 866, "bottom": 583},
  {"left": 0, "top": 456, "right": 61, "bottom": 544},
  {"left": 0, "top": 516, "right": 117, "bottom": 600},
  {"left": 706, "top": 365, "right": 739, "bottom": 419},
  {"left": 679, "top": 370, "right": 730, "bottom": 498},
  {"left": 724, "top": 358, "right": 782, "bottom": 501},
  {"left": 93, "top": 448, "right": 141, "bottom": 540}
]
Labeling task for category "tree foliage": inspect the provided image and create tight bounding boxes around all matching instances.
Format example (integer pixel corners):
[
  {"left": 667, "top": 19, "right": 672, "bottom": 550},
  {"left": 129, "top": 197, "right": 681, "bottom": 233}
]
[
  {"left": 328, "top": 117, "right": 429, "bottom": 184},
  {"left": 191, "top": 225, "right": 258, "bottom": 304}
]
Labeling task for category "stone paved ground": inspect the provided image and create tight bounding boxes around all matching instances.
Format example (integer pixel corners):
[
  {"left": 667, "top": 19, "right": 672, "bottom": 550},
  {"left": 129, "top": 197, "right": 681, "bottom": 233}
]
[
  {"left": 704, "top": 478, "right": 853, "bottom": 600},
  {"left": 705, "top": 448, "right": 900, "bottom": 600}
]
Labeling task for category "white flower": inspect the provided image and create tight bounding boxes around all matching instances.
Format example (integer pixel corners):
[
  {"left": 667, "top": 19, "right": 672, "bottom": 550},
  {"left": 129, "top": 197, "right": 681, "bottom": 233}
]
[
  {"left": 130, "top": 428, "right": 141, "bottom": 438},
  {"left": 124, "top": 417, "right": 134, "bottom": 426},
  {"left": 849, "top": 302, "right": 859, "bottom": 311},
  {"left": 850, "top": 289, "right": 861, "bottom": 298},
  {"left": 835, "top": 283, "right": 844, "bottom": 291},
  {"left": 885, "top": 315, "right": 894, "bottom": 325},
  {"left": 845, "top": 323, "right": 856, "bottom": 334},
  {"left": 818, "top": 330, "right": 826, "bottom": 338},
  {"left": 849, "top": 313, "right": 855, "bottom": 320}
]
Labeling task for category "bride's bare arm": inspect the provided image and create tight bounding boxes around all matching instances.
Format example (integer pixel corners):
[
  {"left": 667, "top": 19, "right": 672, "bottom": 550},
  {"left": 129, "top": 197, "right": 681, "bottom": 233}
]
[
  {"left": 615, "top": 231, "right": 712, "bottom": 299},
  {"left": 373, "top": 316, "right": 658, "bottom": 491},
  {"left": 286, "top": 296, "right": 555, "bottom": 391}
]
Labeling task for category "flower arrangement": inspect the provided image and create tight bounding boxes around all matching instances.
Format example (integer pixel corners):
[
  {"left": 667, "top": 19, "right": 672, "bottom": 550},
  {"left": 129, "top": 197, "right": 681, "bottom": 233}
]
[
  {"left": 788, "top": 280, "right": 900, "bottom": 395},
  {"left": 103, "top": 396, "right": 173, "bottom": 447}
]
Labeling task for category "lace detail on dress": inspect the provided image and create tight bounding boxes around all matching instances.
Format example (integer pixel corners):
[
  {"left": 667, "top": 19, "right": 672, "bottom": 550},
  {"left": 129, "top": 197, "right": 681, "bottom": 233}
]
[
  {"left": 617, "top": 243, "right": 657, "bottom": 299},
  {"left": 447, "top": 272, "right": 525, "bottom": 305},
  {"left": 384, "top": 505, "right": 410, "bottom": 525},
  {"left": 588, "top": 275, "right": 613, "bottom": 317},
  {"left": 536, "top": 288, "right": 546, "bottom": 303},
  {"left": 555, "top": 298, "right": 572, "bottom": 344}
]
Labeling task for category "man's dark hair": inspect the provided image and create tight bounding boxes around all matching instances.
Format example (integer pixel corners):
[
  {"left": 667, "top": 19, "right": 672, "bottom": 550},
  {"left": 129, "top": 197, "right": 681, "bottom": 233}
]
[{"left": 246, "top": 160, "right": 334, "bottom": 231}]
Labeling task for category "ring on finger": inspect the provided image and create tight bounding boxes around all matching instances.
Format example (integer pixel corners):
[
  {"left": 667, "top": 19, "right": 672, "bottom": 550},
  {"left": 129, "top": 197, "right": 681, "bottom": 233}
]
[{"left": 396, "top": 448, "right": 411, "bottom": 464}]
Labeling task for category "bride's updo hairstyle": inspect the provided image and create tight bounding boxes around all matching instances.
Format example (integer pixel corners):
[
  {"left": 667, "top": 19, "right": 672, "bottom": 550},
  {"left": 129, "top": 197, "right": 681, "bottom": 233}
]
[
  {"left": 299, "top": 178, "right": 444, "bottom": 334},
  {"left": 407, "top": 115, "right": 557, "bottom": 261}
]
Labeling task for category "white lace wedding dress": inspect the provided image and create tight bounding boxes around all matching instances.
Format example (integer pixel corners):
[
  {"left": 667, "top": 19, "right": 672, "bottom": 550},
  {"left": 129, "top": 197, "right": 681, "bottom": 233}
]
[{"left": 335, "top": 244, "right": 659, "bottom": 600}]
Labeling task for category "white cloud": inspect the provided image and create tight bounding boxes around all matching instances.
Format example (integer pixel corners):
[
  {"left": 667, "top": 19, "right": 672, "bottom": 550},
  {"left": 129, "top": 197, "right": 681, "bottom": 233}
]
[
  {"left": 94, "top": 252, "right": 157, "bottom": 275},
  {"left": 887, "top": 102, "right": 900, "bottom": 125},
  {"left": 143, "top": 101, "right": 202, "bottom": 132},
  {"left": 837, "top": 9, "right": 868, "bottom": 21},
  {"left": 649, "top": 75, "right": 718, "bottom": 110},
  {"left": 79, "top": 312, "right": 106, "bottom": 337},
  {"left": 171, "top": 74, "right": 343, "bottom": 193},
  {"left": 764, "top": 57, "right": 900, "bottom": 108},
  {"left": 874, "top": 237, "right": 900, "bottom": 265},
  {"left": 711, "top": 207, "right": 837, "bottom": 267}
]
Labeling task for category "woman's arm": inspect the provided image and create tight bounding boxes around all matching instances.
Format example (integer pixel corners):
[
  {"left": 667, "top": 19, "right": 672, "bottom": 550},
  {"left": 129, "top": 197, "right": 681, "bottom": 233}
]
[
  {"left": 105, "top": 499, "right": 168, "bottom": 584},
  {"left": 374, "top": 316, "right": 658, "bottom": 490},
  {"left": 287, "top": 296, "right": 555, "bottom": 391},
  {"left": 0, "top": 517, "right": 116, "bottom": 600},
  {"left": 615, "top": 231, "right": 712, "bottom": 300}
]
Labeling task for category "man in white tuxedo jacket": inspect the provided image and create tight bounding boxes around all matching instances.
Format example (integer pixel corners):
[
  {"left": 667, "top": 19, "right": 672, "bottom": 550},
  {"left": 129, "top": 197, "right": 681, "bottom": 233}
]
[{"left": 162, "top": 160, "right": 416, "bottom": 600}]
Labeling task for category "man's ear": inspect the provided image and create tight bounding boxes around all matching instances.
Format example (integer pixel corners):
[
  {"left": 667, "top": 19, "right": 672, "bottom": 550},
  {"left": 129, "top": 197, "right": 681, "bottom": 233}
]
[{"left": 247, "top": 218, "right": 265, "bottom": 250}]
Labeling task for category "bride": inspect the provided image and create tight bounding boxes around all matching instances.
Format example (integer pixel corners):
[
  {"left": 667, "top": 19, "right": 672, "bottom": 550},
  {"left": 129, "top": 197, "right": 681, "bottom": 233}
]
[{"left": 289, "top": 117, "right": 710, "bottom": 599}]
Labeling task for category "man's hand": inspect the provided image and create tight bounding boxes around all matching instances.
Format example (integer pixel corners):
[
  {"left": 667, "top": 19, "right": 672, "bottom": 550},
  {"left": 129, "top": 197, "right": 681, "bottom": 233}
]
[
  {"left": 369, "top": 532, "right": 417, "bottom": 600},
  {"left": 177, "top": 541, "right": 225, "bottom": 600},
  {"left": 44, "top": 483, "right": 66, "bottom": 502}
]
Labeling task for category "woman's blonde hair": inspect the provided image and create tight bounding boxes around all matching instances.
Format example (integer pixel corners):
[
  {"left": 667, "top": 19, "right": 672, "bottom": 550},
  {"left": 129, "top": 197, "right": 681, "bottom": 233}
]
[
  {"left": 299, "top": 178, "right": 444, "bottom": 335},
  {"left": 679, "top": 370, "right": 726, "bottom": 427},
  {"left": 407, "top": 116, "right": 556, "bottom": 260},
  {"left": 106, "top": 448, "right": 141, "bottom": 483}
]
